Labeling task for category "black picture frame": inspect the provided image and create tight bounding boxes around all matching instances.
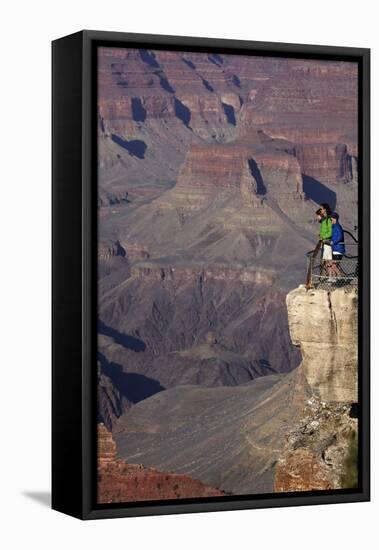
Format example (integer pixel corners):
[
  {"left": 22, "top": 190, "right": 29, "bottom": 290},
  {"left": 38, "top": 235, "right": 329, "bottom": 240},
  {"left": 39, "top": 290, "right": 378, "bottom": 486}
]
[{"left": 52, "top": 30, "right": 370, "bottom": 520}]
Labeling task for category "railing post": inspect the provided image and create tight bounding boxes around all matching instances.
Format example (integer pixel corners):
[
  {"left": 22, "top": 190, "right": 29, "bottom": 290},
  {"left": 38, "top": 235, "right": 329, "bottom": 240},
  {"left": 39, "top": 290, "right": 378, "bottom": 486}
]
[
  {"left": 306, "top": 253, "right": 313, "bottom": 290},
  {"left": 306, "top": 241, "right": 321, "bottom": 290}
]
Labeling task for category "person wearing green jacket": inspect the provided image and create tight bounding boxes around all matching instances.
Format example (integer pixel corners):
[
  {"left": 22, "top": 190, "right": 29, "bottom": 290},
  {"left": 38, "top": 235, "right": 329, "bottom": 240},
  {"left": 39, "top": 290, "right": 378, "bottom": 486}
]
[
  {"left": 316, "top": 203, "right": 332, "bottom": 259},
  {"left": 319, "top": 213, "right": 332, "bottom": 240}
]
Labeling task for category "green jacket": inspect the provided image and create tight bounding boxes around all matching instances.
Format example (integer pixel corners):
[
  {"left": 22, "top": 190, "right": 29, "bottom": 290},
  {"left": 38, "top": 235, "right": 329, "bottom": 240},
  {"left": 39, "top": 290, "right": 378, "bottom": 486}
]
[{"left": 319, "top": 216, "right": 332, "bottom": 240}]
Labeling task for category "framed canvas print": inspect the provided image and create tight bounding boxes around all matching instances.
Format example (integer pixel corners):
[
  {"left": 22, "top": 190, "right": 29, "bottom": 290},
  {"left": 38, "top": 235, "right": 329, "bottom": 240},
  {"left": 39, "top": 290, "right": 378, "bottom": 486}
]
[{"left": 52, "top": 30, "right": 370, "bottom": 520}]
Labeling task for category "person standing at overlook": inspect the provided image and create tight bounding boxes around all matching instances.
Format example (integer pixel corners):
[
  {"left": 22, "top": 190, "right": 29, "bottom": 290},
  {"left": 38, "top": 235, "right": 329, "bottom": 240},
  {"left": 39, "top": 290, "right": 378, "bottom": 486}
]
[
  {"left": 316, "top": 203, "right": 333, "bottom": 263},
  {"left": 327, "top": 211, "right": 346, "bottom": 278}
]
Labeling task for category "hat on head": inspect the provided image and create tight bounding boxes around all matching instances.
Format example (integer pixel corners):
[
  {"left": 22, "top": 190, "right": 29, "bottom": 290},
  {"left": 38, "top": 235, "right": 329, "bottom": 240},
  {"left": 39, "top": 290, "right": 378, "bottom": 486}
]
[{"left": 331, "top": 212, "right": 339, "bottom": 220}]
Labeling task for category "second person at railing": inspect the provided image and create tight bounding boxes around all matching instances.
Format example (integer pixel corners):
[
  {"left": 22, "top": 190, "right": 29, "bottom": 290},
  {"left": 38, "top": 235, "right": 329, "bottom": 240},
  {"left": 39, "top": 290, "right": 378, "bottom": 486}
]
[{"left": 316, "top": 203, "right": 333, "bottom": 261}]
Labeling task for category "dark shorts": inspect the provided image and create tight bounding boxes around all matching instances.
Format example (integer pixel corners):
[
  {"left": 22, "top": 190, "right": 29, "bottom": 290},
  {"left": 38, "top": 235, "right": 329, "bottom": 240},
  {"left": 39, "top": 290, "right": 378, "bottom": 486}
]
[{"left": 333, "top": 253, "right": 343, "bottom": 261}]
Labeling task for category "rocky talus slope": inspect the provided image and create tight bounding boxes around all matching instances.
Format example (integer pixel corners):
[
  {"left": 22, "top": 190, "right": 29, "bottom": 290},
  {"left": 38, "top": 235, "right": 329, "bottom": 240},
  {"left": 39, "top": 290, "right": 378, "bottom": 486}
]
[
  {"left": 274, "top": 395, "right": 358, "bottom": 491},
  {"left": 114, "top": 367, "right": 310, "bottom": 495},
  {"left": 97, "top": 424, "right": 224, "bottom": 503}
]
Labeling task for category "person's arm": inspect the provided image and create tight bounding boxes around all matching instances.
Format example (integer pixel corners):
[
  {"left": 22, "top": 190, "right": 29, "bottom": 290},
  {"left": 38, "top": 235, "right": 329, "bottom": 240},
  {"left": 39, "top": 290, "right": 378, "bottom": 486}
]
[{"left": 331, "top": 225, "right": 343, "bottom": 245}]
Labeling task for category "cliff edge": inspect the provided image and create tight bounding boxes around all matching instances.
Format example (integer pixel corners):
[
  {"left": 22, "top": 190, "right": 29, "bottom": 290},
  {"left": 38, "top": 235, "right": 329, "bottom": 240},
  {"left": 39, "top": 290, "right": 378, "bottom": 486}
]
[
  {"left": 274, "top": 284, "right": 358, "bottom": 492},
  {"left": 286, "top": 285, "right": 358, "bottom": 403}
]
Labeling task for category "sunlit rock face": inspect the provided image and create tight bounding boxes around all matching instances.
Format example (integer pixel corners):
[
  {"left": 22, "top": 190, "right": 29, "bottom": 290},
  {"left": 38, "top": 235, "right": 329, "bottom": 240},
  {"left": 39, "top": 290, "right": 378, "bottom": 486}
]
[
  {"left": 274, "top": 284, "right": 359, "bottom": 493},
  {"left": 286, "top": 285, "right": 358, "bottom": 403}
]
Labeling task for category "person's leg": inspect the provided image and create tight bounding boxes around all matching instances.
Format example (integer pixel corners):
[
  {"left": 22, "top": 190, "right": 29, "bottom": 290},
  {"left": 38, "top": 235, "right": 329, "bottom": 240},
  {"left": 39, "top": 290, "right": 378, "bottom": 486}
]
[
  {"left": 333, "top": 254, "right": 343, "bottom": 276},
  {"left": 327, "top": 261, "right": 337, "bottom": 277},
  {"left": 323, "top": 244, "right": 333, "bottom": 275},
  {"left": 329, "top": 261, "right": 339, "bottom": 277}
]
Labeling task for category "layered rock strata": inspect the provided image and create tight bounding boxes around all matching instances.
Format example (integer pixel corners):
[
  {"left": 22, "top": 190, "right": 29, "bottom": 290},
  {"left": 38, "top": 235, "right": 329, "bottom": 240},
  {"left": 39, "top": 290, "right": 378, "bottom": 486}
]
[{"left": 97, "top": 48, "right": 358, "bottom": 232}]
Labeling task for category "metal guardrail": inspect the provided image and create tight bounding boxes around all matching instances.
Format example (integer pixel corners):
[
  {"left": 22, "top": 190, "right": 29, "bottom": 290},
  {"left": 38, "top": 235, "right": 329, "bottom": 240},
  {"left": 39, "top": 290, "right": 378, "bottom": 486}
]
[{"left": 306, "top": 231, "right": 358, "bottom": 290}]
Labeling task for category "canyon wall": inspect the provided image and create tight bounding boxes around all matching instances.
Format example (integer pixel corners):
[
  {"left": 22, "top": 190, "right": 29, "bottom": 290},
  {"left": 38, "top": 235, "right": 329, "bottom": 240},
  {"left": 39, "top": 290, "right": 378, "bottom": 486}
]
[
  {"left": 96, "top": 49, "right": 359, "bottom": 499},
  {"left": 97, "top": 48, "right": 358, "bottom": 225}
]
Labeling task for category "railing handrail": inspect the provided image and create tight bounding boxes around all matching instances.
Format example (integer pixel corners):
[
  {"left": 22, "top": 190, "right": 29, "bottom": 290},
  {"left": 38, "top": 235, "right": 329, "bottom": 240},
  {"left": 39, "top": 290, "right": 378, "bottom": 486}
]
[
  {"left": 343, "top": 229, "right": 358, "bottom": 244},
  {"left": 305, "top": 237, "right": 358, "bottom": 289}
]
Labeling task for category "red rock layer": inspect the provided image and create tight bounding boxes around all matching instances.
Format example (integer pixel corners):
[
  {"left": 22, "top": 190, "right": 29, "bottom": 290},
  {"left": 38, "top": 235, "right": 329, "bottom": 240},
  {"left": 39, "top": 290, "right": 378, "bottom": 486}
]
[
  {"left": 294, "top": 143, "right": 353, "bottom": 185},
  {"left": 274, "top": 449, "right": 334, "bottom": 492},
  {"left": 176, "top": 136, "right": 303, "bottom": 201},
  {"left": 97, "top": 424, "right": 224, "bottom": 504},
  {"left": 97, "top": 47, "right": 358, "bottom": 206}
]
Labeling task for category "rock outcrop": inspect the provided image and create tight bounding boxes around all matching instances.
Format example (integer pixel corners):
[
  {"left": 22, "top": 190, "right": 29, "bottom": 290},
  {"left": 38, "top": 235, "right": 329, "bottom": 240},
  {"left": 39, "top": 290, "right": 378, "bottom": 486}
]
[
  {"left": 273, "top": 284, "right": 359, "bottom": 493},
  {"left": 97, "top": 424, "right": 224, "bottom": 503},
  {"left": 286, "top": 285, "right": 358, "bottom": 403}
]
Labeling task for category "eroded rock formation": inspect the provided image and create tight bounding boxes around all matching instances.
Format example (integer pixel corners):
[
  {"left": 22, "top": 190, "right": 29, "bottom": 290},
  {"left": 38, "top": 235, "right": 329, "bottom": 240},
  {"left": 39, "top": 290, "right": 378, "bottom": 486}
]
[
  {"left": 286, "top": 285, "right": 358, "bottom": 402},
  {"left": 273, "top": 285, "right": 359, "bottom": 492}
]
